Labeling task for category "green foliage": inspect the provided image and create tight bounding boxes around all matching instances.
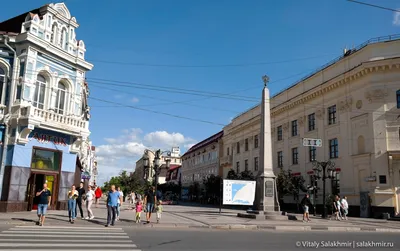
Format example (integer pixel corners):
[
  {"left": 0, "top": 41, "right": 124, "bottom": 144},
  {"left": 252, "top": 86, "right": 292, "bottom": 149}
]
[
  {"left": 226, "top": 169, "right": 255, "bottom": 180},
  {"left": 202, "top": 174, "right": 222, "bottom": 197},
  {"left": 103, "top": 170, "right": 150, "bottom": 196},
  {"left": 276, "top": 168, "right": 306, "bottom": 201}
]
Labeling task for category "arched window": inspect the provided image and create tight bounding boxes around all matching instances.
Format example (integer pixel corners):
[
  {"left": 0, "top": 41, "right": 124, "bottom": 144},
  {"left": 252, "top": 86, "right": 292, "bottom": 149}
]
[
  {"left": 50, "top": 23, "right": 57, "bottom": 44},
  {"left": 0, "top": 67, "right": 5, "bottom": 104},
  {"left": 55, "top": 82, "right": 66, "bottom": 114},
  {"left": 60, "top": 28, "right": 67, "bottom": 49},
  {"left": 396, "top": 90, "right": 400, "bottom": 109},
  {"left": 33, "top": 74, "right": 46, "bottom": 109}
]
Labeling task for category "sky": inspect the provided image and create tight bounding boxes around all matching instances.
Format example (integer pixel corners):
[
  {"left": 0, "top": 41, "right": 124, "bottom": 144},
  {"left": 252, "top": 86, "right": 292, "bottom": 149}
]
[{"left": 1, "top": 0, "right": 400, "bottom": 185}]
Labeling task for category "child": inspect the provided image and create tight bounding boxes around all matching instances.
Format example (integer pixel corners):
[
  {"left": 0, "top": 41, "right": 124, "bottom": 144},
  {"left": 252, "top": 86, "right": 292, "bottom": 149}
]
[
  {"left": 135, "top": 201, "right": 142, "bottom": 223},
  {"left": 156, "top": 200, "right": 163, "bottom": 223}
]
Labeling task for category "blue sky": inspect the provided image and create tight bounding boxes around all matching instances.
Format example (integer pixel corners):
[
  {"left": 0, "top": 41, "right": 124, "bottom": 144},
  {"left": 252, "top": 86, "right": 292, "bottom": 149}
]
[{"left": 2, "top": 0, "right": 399, "bottom": 184}]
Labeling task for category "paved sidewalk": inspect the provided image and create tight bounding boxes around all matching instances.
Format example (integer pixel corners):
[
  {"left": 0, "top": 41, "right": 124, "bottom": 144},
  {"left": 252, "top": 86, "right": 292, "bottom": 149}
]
[{"left": 0, "top": 203, "right": 399, "bottom": 233}]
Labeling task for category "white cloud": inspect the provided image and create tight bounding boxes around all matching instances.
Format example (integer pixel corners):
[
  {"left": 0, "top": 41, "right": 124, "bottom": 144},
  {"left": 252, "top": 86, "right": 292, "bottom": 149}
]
[
  {"left": 394, "top": 12, "right": 400, "bottom": 26},
  {"left": 131, "top": 97, "right": 140, "bottom": 103},
  {"left": 95, "top": 129, "right": 196, "bottom": 185},
  {"left": 114, "top": 94, "right": 124, "bottom": 99}
]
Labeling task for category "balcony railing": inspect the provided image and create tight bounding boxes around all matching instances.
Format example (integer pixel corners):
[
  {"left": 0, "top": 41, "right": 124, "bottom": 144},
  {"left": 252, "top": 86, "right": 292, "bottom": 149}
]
[
  {"left": 220, "top": 155, "right": 233, "bottom": 165},
  {"left": 19, "top": 106, "right": 88, "bottom": 131}
]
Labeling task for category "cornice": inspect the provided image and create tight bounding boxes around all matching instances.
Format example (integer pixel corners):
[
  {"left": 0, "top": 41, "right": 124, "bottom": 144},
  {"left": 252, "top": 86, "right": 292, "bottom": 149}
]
[
  {"left": 15, "top": 33, "right": 93, "bottom": 71},
  {"left": 270, "top": 59, "right": 400, "bottom": 117}
]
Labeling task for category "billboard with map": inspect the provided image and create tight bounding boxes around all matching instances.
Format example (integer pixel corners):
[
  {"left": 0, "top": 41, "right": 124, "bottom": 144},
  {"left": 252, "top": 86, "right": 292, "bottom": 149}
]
[{"left": 222, "top": 179, "right": 256, "bottom": 205}]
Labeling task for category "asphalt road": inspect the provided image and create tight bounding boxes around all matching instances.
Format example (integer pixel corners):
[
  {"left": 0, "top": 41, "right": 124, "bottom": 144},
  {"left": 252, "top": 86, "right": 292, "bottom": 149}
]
[
  {"left": 126, "top": 228, "right": 400, "bottom": 251},
  {"left": 0, "top": 223, "right": 399, "bottom": 251}
]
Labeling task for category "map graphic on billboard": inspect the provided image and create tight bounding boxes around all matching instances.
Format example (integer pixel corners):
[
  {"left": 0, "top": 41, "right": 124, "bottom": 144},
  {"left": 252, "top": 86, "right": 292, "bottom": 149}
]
[{"left": 223, "top": 179, "right": 256, "bottom": 205}]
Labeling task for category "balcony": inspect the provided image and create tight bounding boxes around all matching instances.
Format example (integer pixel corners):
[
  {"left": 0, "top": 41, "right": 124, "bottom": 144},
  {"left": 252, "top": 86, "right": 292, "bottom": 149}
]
[
  {"left": 220, "top": 155, "right": 233, "bottom": 166},
  {"left": 14, "top": 105, "right": 89, "bottom": 136}
]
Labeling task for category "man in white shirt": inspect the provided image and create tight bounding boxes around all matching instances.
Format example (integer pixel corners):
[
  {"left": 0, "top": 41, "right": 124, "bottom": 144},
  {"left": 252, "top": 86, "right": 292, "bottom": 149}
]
[
  {"left": 116, "top": 187, "right": 123, "bottom": 221},
  {"left": 341, "top": 196, "right": 349, "bottom": 220},
  {"left": 85, "top": 185, "right": 95, "bottom": 220}
]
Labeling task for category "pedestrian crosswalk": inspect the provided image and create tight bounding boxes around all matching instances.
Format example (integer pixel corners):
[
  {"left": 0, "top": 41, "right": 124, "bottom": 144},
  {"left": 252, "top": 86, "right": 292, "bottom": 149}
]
[{"left": 0, "top": 225, "right": 141, "bottom": 250}]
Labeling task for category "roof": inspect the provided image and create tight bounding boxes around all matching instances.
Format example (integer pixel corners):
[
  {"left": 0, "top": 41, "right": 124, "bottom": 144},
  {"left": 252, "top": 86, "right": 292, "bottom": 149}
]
[
  {"left": 182, "top": 130, "right": 223, "bottom": 157},
  {"left": 231, "top": 34, "right": 400, "bottom": 121},
  {"left": 0, "top": 5, "right": 47, "bottom": 34},
  {"left": 168, "top": 165, "right": 181, "bottom": 172}
]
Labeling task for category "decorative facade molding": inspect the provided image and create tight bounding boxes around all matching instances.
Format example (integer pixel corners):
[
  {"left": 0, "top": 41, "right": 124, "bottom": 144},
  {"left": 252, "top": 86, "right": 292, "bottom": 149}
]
[
  {"left": 270, "top": 62, "right": 400, "bottom": 117},
  {"left": 338, "top": 96, "right": 353, "bottom": 112},
  {"left": 298, "top": 115, "right": 306, "bottom": 126},
  {"left": 282, "top": 122, "right": 289, "bottom": 131},
  {"left": 315, "top": 108, "right": 325, "bottom": 119},
  {"left": 364, "top": 88, "right": 388, "bottom": 103}
]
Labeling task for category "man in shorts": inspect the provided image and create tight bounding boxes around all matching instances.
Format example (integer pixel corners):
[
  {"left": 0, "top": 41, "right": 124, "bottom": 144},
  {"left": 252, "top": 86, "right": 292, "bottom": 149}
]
[
  {"left": 144, "top": 186, "right": 157, "bottom": 223},
  {"left": 36, "top": 183, "right": 51, "bottom": 226}
]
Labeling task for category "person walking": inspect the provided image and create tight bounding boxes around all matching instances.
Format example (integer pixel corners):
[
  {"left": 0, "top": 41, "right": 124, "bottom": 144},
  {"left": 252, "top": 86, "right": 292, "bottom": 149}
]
[
  {"left": 36, "top": 183, "right": 51, "bottom": 226},
  {"left": 300, "top": 194, "right": 312, "bottom": 223},
  {"left": 67, "top": 185, "right": 79, "bottom": 224},
  {"left": 95, "top": 186, "right": 102, "bottom": 208},
  {"left": 85, "top": 185, "right": 95, "bottom": 220},
  {"left": 156, "top": 200, "right": 163, "bottom": 223},
  {"left": 116, "top": 187, "right": 123, "bottom": 221},
  {"left": 135, "top": 200, "right": 143, "bottom": 223},
  {"left": 76, "top": 182, "right": 85, "bottom": 219},
  {"left": 341, "top": 196, "right": 349, "bottom": 220},
  {"left": 105, "top": 185, "right": 120, "bottom": 227},
  {"left": 144, "top": 186, "right": 157, "bottom": 223}
]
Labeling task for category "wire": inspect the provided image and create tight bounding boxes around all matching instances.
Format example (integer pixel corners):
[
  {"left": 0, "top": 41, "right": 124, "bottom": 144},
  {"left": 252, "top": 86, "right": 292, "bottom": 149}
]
[
  {"left": 88, "top": 96, "right": 226, "bottom": 126},
  {"left": 87, "top": 54, "right": 336, "bottom": 68},
  {"left": 347, "top": 0, "right": 400, "bottom": 12}
]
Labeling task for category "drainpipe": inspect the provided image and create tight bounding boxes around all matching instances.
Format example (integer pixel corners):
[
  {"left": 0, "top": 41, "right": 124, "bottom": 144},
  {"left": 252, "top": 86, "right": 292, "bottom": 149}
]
[{"left": 0, "top": 35, "right": 18, "bottom": 200}]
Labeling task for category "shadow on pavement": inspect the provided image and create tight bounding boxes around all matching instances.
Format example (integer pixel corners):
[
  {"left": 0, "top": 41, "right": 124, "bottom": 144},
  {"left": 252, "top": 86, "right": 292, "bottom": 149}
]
[{"left": 11, "top": 218, "right": 36, "bottom": 223}]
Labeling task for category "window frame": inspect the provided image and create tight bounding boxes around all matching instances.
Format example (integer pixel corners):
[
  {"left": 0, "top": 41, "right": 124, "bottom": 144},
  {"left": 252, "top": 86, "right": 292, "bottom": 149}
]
[
  {"left": 277, "top": 151, "right": 283, "bottom": 167},
  {"left": 329, "top": 138, "right": 339, "bottom": 159},
  {"left": 292, "top": 147, "right": 299, "bottom": 165},
  {"left": 277, "top": 126, "right": 283, "bottom": 141},
  {"left": 33, "top": 74, "right": 46, "bottom": 109},
  {"left": 244, "top": 159, "right": 248, "bottom": 171},
  {"left": 309, "top": 146, "right": 316, "bottom": 162},
  {"left": 396, "top": 90, "right": 400, "bottom": 109},
  {"left": 254, "top": 135, "right": 259, "bottom": 148},
  {"left": 308, "top": 113, "right": 316, "bottom": 131},
  {"left": 245, "top": 138, "right": 249, "bottom": 151},
  {"left": 254, "top": 157, "right": 259, "bottom": 171},
  {"left": 55, "top": 82, "right": 67, "bottom": 114},
  {"left": 291, "top": 120, "right": 298, "bottom": 137},
  {"left": 236, "top": 142, "right": 240, "bottom": 154},
  {"left": 328, "top": 105, "right": 337, "bottom": 125}
]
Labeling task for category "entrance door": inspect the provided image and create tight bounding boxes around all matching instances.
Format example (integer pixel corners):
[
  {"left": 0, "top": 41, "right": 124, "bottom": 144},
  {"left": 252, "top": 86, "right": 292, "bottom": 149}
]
[{"left": 27, "top": 172, "right": 58, "bottom": 211}]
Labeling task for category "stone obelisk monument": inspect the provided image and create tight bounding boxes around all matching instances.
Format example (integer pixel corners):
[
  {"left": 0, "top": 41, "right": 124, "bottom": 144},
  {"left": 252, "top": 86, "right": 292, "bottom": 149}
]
[{"left": 253, "top": 75, "right": 282, "bottom": 218}]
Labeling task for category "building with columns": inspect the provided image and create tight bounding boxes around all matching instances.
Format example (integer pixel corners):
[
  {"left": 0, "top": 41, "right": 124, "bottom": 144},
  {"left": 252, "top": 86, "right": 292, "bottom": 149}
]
[
  {"left": 220, "top": 35, "right": 400, "bottom": 217},
  {"left": 0, "top": 3, "right": 93, "bottom": 212},
  {"left": 134, "top": 147, "right": 182, "bottom": 185}
]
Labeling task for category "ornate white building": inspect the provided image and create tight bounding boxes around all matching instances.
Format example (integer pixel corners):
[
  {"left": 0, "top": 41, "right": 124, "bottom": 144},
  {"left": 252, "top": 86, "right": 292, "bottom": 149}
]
[
  {"left": 220, "top": 35, "right": 400, "bottom": 218},
  {"left": 0, "top": 3, "right": 93, "bottom": 212}
]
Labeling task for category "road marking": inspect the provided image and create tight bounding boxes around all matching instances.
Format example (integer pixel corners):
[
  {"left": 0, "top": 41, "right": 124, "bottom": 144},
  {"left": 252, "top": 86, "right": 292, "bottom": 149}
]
[
  {"left": 14, "top": 225, "right": 123, "bottom": 230},
  {"left": 0, "top": 243, "right": 138, "bottom": 247},
  {"left": 2, "top": 230, "right": 127, "bottom": 235},
  {"left": 10, "top": 227, "right": 125, "bottom": 232},
  {"left": 0, "top": 234, "right": 130, "bottom": 238},
  {"left": 0, "top": 239, "right": 133, "bottom": 243}
]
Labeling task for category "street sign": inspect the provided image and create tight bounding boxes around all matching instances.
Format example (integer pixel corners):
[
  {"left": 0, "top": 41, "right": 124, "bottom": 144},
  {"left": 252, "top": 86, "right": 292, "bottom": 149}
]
[{"left": 302, "top": 138, "right": 322, "bottom": 147}]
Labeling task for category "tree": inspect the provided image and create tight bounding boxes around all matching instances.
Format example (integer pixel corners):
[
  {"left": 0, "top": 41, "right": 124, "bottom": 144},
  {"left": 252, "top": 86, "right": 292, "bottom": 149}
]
[
  {"left": 202, "top": 174, "right": 222, "bottom": 204},
  {"left": 276, "top": 168, "right": 292, "bottom": 203},
  {"left": 102, "top": 170, "right": 151, "bottom": 198},
  {"left": 226, "top": 169, "right": 239, "bottom": 180},
  {"left": 239, "top": 170, "right": 255, "bottom": 180}
]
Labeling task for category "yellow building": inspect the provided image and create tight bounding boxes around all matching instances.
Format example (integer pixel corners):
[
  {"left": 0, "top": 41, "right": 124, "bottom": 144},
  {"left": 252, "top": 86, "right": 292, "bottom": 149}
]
[{"left": 221, "top": 35, "right": 400, "bottom": 218}]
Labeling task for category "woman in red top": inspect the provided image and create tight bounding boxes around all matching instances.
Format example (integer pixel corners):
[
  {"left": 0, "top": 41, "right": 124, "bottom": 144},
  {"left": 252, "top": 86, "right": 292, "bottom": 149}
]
[{"left": 94, "top": 186, "right": 102, "bottom": 208}]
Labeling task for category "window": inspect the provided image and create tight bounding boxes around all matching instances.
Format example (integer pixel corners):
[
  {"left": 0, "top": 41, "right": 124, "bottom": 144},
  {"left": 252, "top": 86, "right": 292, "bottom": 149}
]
[
  {"left": 292, "top": 147, "right": 298, "bottom": 165},
  {"left": 277, "top": 126, "right": 283, "bottom": 141},
  {"left": 227, "top": 147, "right": 229, "bottom": 156},
  {"left": 50, "top": 23, "right": 57, "bottom": 43},
  {"left": 60, "top": 28, "right": 67, "bottom": 49},
  {"left": 254, "top": 135, "right": 259, "bottom": 148},
  {"left": 236, "top": 161, "right": 240, "bottom": 173},
  {"left": 331, "top": 173, "right": 340, "bottom": 195},
  {"left": 309, "top": 146, "right": 316, "bottom": 162},
  {"left": 31, "top": 148, "right": 61, "bottom": 171},
  {"left": 55, "top": 82, "right": 66, "bottom": 114},
  {"left": 0, "top": 68, "right": 5, "bottom": 104},
  {"left": 397, "top": 90, "right": 400, "bottom": 109},
  {"left": 329, "top": 138, "right": 339, "bottom": 159},
  {"left": 33, "top": 74, "right": 46, "bottom": 109},
  {"left": 254, "top": 157, "right": 259, "bottom": 171},
  {"left": 245, "top": 138, "right": 249, "bottom": 151},
  {"left": 277, "top": 151, "right": 283, "bottom": 167},
  {"left": 291, "top": 120, "right": 298, "bottom": 136},
  {"left": 245, "top": 159, "right": 248, "bottom": 171},
  {"left": 308, "top": 113, "right": 315, "bottom": 131},
  {"left": 236, "top": 142, "right": 240, "bottom": 154},
  {"left": 328, "top": 105, "right": 337, "bottom": 125},
  {"left": 379, "top": 175, "right": 387, "bottom": 184}
]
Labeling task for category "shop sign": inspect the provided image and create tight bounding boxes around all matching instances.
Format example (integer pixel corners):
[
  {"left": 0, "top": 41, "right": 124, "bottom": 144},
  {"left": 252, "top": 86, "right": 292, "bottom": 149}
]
[{"left": 33, "top": 132, "right": 67, "bottom": 146}]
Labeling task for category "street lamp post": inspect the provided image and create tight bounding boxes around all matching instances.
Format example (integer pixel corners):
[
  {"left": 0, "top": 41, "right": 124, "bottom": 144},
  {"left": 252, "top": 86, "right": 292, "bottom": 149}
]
[
  {"left": 142, "top": 149, "right": 171, "bottom": 196},
  {"left": 312, "top": 160, "right": 336, "bottom": 218}
]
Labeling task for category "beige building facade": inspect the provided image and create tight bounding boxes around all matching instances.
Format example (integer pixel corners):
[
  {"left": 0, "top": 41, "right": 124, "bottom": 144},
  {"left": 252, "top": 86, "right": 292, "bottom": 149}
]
[
  {"left": 221, "top": 35, "right": 400, "bottom": 217},
  {"left": 181, "top": 131, "right": 223, "bottom": 187},
  {"left": 134, "top": 147, "right": 182, "bottom": 185}
]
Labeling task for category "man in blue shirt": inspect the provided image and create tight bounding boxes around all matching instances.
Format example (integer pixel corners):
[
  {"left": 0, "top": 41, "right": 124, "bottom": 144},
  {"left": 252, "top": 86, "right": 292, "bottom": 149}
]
[
  {"left": 36, "top": 183, "right": 51, "bottom": 226},
  {"left": 105, "top": 185, "right": 120, "bottom": 227}
]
